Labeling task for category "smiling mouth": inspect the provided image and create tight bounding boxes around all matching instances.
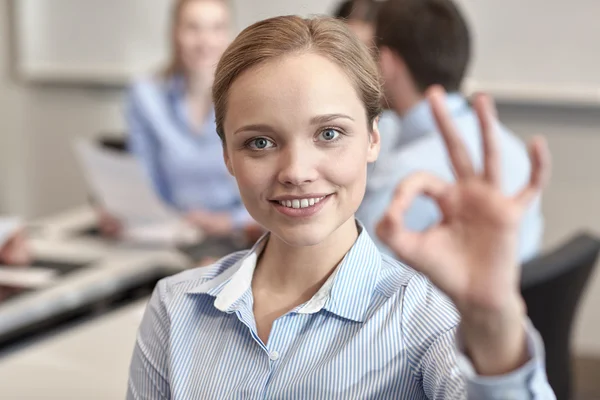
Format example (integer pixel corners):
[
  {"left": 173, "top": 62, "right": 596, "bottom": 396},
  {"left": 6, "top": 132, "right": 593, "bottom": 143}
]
[{"left": 274, "top": 196, "right": 327, "bottom": 209}]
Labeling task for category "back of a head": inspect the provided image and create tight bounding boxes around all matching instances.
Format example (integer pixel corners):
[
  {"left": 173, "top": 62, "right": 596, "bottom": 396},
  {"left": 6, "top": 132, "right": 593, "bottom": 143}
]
[
  {"left": 212, "top": 15, "right": 382, "bottom": 141},
  {"left": 376, "top": 0, "right": 471, "bottom": 92}
]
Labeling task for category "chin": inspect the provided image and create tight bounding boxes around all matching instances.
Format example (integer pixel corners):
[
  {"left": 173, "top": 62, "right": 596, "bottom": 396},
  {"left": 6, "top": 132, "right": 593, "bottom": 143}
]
[
  {"left": 260, "top": 217, "right": 334, "bottom": 248},
  {"left": 269, "top": 215, "right": 356, "bottom": 249},
  {"left": 269, "top": 225, "right": 327, "bottom": 248}
]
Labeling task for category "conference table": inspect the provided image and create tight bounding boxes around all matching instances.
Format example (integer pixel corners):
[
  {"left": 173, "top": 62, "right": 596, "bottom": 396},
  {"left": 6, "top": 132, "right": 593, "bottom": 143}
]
[
  {"left": 0, "top": 205, "right": 249, "bottom": 398},
  {"left": 0, "top": 205, "right": 242, "bottom": 351}
]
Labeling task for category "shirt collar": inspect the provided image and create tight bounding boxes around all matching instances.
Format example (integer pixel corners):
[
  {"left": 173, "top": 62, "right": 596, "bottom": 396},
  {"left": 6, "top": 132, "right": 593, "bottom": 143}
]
[
  {"left": 400, "top": 92, "right": 468, "bottom": 144},
  {"left": 165, "top": 74, "right": 186, "bottom": 97},
  {"left": 186, "top": 221, "right": 383, "bottom": 323}
]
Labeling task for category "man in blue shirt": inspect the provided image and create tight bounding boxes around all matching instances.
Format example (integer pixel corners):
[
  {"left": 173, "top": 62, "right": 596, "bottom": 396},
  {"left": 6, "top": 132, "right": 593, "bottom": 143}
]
[{"left": 357, "top": 0, "right": 543, "bottom": 262}]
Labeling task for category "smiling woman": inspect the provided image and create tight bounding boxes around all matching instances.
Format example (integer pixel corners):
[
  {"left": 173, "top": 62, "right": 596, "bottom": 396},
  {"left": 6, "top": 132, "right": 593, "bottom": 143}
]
[{"left": 127, "top": 15, "right": 555, "bottom": 400}]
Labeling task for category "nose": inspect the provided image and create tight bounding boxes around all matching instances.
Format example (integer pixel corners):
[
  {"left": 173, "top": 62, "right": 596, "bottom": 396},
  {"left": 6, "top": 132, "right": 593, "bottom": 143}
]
[{"left": 277, "top": 144, "right": 319, "bottom": 186}]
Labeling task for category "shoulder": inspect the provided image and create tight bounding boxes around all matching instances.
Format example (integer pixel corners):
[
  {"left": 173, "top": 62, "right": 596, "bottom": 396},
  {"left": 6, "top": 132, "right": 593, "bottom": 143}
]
[
  {"left": 127, "top": 74, "right": 170, "bottom": 104},
  {"left": 375, "top": 254, "right": 419, "bottom": 295},
  {"left": 379, "top": 254, "right": 459, "bottom": 329}
]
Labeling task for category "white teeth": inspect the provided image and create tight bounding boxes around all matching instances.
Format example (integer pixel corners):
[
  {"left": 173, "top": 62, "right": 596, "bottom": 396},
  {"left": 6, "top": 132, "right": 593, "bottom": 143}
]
[{"left": 278, "top": 196, "right": 327, "bottom": 209}]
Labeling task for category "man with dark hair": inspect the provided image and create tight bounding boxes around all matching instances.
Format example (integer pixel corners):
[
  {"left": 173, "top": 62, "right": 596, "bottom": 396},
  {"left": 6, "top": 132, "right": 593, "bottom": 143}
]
[
  {"left": 358, "top": 0, "right": 543, "bottom": 262},
  {"left": 333, "top": 0, "right": 402, "bottom": 164},
  {"left": 376, "top": 0, "right": 471, "bottom": 106},
  {"left": 333, "top": 0, "right": 380, "bottom": 49}
]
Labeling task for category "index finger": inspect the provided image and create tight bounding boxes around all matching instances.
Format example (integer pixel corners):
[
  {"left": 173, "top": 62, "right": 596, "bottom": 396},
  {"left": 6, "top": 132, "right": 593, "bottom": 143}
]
[{"left": 427, "top": 86, "right": 475, "bottom": 180}]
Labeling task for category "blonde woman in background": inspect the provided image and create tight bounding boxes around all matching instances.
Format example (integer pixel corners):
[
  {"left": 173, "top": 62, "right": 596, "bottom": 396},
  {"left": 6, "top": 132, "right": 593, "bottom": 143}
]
[{"left": 100, "top": 0, "right": 257, "bottom": 242}]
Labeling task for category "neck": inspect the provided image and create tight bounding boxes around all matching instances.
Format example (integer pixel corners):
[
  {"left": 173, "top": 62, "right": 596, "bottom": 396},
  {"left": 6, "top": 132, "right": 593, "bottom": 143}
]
[
  {"left": 393, "top": 91, "right": 425, "bottom": 117},
  {"left": 184, "top": 73, "right": 213, "bottom": 124},
  {"left": 253, "top": 217, "right": 359, "bottom": 299},
  {"left": 185, "top": 71, "right": 213, "bottom": 99}
]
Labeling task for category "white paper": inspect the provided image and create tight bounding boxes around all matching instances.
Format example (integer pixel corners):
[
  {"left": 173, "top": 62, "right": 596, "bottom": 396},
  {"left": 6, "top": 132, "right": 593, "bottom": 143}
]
[
  {"left": 73, "top": 140, "right": 202, "bottom": 245},
  {"left": 0, "top": 217, "right": 22, "bottom": 249},
  {"left": 0, "top": 266, "right": 57, "bottom": 288}
]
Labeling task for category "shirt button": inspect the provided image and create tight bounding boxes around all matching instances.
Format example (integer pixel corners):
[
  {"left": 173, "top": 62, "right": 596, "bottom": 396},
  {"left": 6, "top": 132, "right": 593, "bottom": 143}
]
[{"left": 269, "top": 351, "right": 280, "bottom": 361}]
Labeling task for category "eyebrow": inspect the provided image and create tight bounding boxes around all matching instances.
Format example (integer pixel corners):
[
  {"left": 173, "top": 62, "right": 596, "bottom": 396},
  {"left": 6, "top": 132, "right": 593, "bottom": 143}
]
[
  {"left": 233, "top": 113, "right": 355, "bottom": 135},
  {"left": 233, "top": 124, "right": 276, "bottom": 136},
  {"left": 310, "top": 113, "right": 355, "bottom": 125}
]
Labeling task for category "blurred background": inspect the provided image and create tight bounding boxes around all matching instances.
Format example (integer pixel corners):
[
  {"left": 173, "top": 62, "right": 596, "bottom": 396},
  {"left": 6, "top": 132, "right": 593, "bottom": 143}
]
[{"left": 0, "top": 0, "right": 599, "bottom": 398}]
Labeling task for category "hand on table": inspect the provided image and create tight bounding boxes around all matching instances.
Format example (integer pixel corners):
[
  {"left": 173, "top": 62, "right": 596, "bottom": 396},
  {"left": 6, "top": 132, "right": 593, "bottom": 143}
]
[
  {"left": 97, "top": 208, "right": 123, "bottom": 238},
  {"left": 0, "top": 230, "right": 31, "bottom": 266},
  {"left": 376, "top": 86, "right": 550, "bottom": 376},
  {"left": 0, "top": 230, "right": 31, "bottom": 302}
]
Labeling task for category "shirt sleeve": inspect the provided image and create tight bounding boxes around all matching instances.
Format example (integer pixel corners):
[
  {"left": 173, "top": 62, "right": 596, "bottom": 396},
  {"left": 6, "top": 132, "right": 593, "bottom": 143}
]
[
  {"left": 403, "top": 274, "right": 556, "bottom": 399},
  {"left": 126, "top": 84, "right": 172, "bottom": 205},
  {"left": 127, "top": 280, "right": 171, "bottom": 400},
  {"left": 456, "top": 319, "right": 556, "bottom": 400}
]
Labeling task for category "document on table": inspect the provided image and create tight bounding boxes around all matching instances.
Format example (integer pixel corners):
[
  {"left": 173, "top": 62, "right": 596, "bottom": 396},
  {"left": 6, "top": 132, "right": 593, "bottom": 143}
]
[
  {"left": 0, "top": 217, "right": 22, "bottom": 249},
  {"left": 0, "top": 266, "right": 57, "bottom": 288},
  {"left": 73, "top": 140, "right": 202, "bottom": 245}
]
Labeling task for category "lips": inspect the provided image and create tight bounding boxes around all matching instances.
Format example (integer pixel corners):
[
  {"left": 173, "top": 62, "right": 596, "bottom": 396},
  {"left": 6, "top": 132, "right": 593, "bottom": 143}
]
[
  {"left": 270, "top": 194, "right": 333, "bottom": 218},
  {"left": 276, "top": 196, "right": 326, "bottom": 209}
]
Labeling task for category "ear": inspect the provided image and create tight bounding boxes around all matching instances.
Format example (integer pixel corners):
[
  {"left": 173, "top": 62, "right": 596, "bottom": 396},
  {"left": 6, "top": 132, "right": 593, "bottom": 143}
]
[
  {"left": 367, "top": 117, "right": 381, "bottom": 163},
  {"left": 378, "top": 46, "right": 396, "bottom": 79},
  {"left": 222, "top": 142, "right": 235, "bottom": 176}
]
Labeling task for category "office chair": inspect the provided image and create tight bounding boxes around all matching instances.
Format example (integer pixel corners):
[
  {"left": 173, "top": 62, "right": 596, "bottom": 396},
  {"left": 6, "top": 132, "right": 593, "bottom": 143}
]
[
  {"left": 97, "top": 133, "right": 128, "bottom": 153},
  {"left": 521, "top": 232, "right": 600, "bottom": 400}
]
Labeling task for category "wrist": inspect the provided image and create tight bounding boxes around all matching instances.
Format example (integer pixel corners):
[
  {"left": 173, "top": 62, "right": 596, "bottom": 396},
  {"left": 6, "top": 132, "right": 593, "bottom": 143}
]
[{"left": 460, "top": 293, "right": 529, "bottom": 376}]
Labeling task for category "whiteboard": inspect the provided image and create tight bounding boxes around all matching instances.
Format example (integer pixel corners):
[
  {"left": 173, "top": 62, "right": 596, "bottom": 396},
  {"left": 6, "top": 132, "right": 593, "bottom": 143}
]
[
  {"left": 13, "top": 0, "right": 339, "bottom": 86},
  {"left": 456, "top": 0, "right": 600, "bottom": 105},
  {"left": 14, "top": 0, "right": 600, "bottom": 105},
  {"left": 14, "top": 0, "right": 173, "bottom": 85}
]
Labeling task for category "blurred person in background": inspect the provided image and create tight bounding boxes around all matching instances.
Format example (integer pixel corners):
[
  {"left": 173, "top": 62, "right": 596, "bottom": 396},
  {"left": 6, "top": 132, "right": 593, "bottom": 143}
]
[
  {"left": 99, "top": 0, "right": 258, "bottom": 242},
  {"left": 0, "top": 220, "right": 31, "bottom": 301},
  {"left": 357, "top": 0, "right": 543, "bottom": 262},
  {"left": 0, "top": 231, "right": 30, "bottom": 266},
  {"left": 333, "top": 0, "right": 402, "bottom": 162}
]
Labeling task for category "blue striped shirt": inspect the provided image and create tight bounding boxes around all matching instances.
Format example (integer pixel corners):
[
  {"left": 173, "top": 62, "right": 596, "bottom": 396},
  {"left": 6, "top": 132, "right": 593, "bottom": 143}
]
[
  {"left": 127, "top": 224, "right": 554, "bottom": 399},
  {"left": 126, "top": 76, "right": 251, "bottom": 228}
]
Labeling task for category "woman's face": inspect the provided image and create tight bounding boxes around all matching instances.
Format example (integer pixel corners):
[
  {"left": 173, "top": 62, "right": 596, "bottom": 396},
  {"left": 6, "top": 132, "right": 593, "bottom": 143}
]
[
  {"left": 176, "top": 0, "right": 230, "bottom": 77},
  {"left": 222, "top": 53, "right": 380, "bottom": 247}
]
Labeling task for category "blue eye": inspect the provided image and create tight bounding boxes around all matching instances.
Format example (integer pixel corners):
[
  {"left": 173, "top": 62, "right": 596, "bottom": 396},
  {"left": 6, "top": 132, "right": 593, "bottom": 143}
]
[
  {"left": 319, "top": 128, "right": 341, "bottom": 141},
  {"left": 247, "top": 137, "right": 274, "bottom": 150}
]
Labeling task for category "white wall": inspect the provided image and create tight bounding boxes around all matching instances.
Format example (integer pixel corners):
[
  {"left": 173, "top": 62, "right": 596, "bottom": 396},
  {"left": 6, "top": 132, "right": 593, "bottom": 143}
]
[
  {"left": 0, "top": 0, "right": 30, "bottom": 214},
  {"left": 1, "top": 0, "right": 599, "bottom": 355},
  {"left": 0, "top": 0, "right": 125, "bottom": 217},
  {"left": 499, "top": 103, "right": 600, "bottom": 355}
]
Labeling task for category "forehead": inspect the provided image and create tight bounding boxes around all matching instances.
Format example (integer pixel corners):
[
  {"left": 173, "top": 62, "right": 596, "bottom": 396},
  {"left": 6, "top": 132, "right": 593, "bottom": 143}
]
[{"left": 224, "top": 53, "right": 366, "bottom": 133}]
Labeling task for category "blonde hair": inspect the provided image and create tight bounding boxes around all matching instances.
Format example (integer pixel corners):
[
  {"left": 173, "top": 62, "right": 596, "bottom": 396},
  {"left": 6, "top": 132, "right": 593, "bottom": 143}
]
[
  {"left": 163, "top": 0, "right": 230, "bottom": 77},
  {"left": 212, "top": 15, "right": 383, "bottom": 141}
]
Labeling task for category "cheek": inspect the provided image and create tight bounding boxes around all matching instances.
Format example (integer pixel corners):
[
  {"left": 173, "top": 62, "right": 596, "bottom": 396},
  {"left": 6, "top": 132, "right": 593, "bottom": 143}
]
[
  {"left": 325, "top": 144, "right": 368, "bottom": 191},
  {"left": 229, "top": 156, "right": 272, "bottom": 200}
]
